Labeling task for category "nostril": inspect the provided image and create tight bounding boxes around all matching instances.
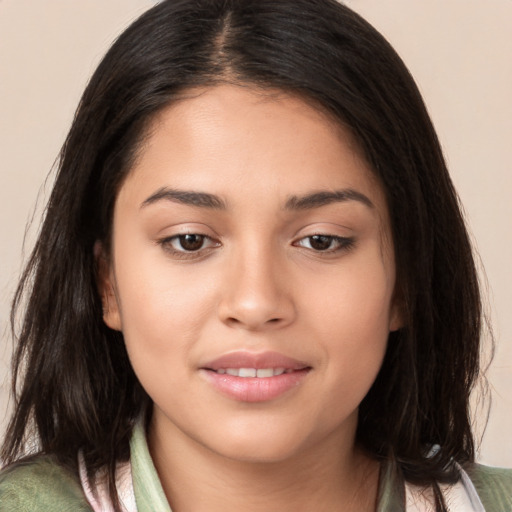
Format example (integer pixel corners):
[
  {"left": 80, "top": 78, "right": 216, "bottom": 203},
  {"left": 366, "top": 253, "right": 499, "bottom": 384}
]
[{"left": 225, "top": 316, "right": 283, "bottom": 329}]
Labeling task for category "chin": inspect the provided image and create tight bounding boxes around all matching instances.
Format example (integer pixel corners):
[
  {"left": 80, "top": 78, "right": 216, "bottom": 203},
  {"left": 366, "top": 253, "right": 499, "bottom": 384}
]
[
  {"left": 200, "top": 422, "right": 314, "bottom": 465},
  {"left": 217, "top": 440, "right": 305, "bottom": 465}
]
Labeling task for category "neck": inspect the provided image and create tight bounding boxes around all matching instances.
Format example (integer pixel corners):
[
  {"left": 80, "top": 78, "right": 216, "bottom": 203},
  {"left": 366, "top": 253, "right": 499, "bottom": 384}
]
[{"left": 148, "top": 420, "right": 380, "bottom": 512}]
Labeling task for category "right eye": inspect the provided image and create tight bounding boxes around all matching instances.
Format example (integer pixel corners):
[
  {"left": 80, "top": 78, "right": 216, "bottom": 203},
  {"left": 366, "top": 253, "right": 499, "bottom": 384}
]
[{"left": 161, "top": 234, "right": 218, "bottom": 253}]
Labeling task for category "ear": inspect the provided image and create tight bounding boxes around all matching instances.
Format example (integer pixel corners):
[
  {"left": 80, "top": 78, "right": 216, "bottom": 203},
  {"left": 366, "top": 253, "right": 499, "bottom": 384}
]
[
  {"left": 94, "top": 241, "right": 122, "bottom": 331},
  {"left": 389, "top": 304, "right": 403, "bottom": 332}
]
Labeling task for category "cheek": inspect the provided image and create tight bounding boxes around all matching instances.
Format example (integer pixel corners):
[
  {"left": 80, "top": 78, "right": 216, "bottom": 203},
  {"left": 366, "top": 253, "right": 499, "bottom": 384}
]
[
  {"left": 115, "top": 231, "right": 212, "bottom": 313},
  {"left": 305, "top": 251, "right": 395, "bottom": 337},
  {"left": 114, "top": 266, "right": 214, "bottom": 406},
  {"left": 302, "top": 253, "right": 393, "bottom": 386},
  {"left": 111, "top": 245, "right": 219, "bottom": 370}
]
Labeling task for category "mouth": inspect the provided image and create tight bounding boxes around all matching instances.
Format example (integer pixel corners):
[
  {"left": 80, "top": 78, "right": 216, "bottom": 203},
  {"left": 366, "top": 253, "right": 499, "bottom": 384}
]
[
  {"left": 212, "top": 367, "right": 296, "bottom": 378},
  {"left": 202, "top": 350, "right": 309, "bottom": 373},
  {"left": 200, "top": 351, "right": 311, "bottom": 402}
]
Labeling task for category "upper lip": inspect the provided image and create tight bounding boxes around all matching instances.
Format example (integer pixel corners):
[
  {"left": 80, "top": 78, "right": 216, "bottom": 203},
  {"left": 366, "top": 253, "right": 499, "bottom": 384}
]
[{"left": 201, "top": 351, "right": 310, "bottom": 371}]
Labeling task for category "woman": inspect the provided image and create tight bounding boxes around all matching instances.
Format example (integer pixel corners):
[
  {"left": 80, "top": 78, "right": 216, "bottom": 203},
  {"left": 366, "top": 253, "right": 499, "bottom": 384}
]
[{"left": 1, "top": 0, "right": 510, "bottom": 510}]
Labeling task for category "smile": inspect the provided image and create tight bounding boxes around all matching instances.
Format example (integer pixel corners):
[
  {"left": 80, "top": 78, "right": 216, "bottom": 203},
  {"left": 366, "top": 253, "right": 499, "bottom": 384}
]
[
  {"left": 215, "top": 368, "right": 292, "bottom": 377},
  {"left": 200, "top": 351, "right": 311, "bottom": 402}
]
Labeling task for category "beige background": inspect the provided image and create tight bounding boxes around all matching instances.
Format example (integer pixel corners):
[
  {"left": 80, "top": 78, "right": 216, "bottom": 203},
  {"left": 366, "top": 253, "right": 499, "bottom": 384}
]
[{"left": 1, "top": 1, "right": 510, "bottom": 466}]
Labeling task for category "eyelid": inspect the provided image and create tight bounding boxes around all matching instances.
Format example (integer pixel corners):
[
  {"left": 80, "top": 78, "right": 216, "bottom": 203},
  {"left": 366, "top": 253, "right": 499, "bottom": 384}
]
[
  {"left": 293, "top": 233, "right": 356, "bottom": 254},
  {"left": 157, "top": 231, "right": 221, "bottom": 260},
  {"left": 170, "top": 234, "right": 218, "bottom": 251}
]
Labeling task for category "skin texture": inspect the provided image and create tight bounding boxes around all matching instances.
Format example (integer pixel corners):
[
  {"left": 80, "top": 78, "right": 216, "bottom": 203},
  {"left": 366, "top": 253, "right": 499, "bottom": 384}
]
[{"left": 100, "top": 84, "right": 402, "bottom": 511}]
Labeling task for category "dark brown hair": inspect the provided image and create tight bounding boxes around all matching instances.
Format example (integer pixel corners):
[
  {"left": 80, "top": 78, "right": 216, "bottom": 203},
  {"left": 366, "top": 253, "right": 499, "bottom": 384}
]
[{"left": 2, "top": 1, "right": 484, "bottom": 510}]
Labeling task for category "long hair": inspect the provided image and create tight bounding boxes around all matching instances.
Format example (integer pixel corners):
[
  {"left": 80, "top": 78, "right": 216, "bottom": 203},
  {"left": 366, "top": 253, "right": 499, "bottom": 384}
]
[{"left": 2, "top": 1, "right": 483, "bottom": 509}]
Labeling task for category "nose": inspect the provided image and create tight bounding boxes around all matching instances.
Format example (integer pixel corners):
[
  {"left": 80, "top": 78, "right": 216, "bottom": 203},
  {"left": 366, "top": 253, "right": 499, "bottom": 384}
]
[{"left": 217, "top": 244, "right": 296, "bottom": 331}]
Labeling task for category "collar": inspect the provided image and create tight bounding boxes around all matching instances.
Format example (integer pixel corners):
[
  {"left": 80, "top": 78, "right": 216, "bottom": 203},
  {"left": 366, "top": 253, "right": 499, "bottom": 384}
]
[{"left": 130, "top": 421, "right": 172, "bottom": 512}]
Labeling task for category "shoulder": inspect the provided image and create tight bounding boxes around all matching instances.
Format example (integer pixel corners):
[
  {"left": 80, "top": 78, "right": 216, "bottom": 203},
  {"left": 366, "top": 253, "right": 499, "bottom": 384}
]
[
  {"left": 463, "top": 463, "right": 512, "bottom": 511},
  {"left": 0, "top": 455, "right": 92, "bottom": 511}
]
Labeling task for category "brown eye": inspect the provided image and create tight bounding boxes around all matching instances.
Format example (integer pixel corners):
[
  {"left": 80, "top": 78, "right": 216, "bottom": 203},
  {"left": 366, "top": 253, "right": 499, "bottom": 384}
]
[
  {"left": 308, "top": 235, "right": 333, "bottom": 251},
  {"left": 295, "top": 235, "right": 355, "bottom": 253},
  {"left": 159, "top": 232, "right": 220, "bottom": 257},
  {"left": 175, "top": 234, "right": 206, "bottom": 251},
  {"left": 158, "top": 232, "right": 220, "bottom": 258}
]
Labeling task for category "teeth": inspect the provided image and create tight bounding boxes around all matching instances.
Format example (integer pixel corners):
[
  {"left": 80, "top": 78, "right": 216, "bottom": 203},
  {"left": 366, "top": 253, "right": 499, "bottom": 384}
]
[
  {"left": 239, "top": 368, "right": 257, "bottom": 378},
  {"left": 217, "top": 367, "right": 290, "bottom": 378}
]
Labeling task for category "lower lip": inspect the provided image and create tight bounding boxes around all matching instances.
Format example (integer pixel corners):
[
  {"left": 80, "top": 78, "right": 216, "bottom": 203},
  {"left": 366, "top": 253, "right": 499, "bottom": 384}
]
[{"left": 201, "top": 369, "right": 310, "bottom": 402}]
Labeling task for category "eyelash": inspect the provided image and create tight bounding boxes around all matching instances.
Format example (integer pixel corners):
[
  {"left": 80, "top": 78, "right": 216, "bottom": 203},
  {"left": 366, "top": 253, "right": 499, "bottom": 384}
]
[
  {"left": 293, "top": 234, "right": 355, "bottom": 254},
  {"left": 157, "top": 233, "right": 355, "bottom": 260},
  {"left": 158, "top": 234, "right": 220, "bottom": 259}
]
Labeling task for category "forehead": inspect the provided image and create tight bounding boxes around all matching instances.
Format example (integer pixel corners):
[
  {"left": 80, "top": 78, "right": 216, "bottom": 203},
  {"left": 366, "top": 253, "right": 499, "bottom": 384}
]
[{"left": 120, "top": 84, "right": 387, "bottom": 215}]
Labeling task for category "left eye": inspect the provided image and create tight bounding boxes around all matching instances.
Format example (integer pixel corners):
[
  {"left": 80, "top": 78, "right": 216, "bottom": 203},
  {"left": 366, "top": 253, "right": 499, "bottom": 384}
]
[
  {"left": 296, "top": 235, "right": 353, "bottom": 252},
  {"left": 166, "top": 234, "right": 215, "bottom": 252}
]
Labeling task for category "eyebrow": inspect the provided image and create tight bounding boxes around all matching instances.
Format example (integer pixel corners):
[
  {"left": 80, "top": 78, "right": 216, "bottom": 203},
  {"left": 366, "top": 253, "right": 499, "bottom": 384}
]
[
  {"left": 141, "top": 187, "right": 226, "bottom": 209},
  {"left": 141, "top": 187, "right": 373, "bottom": 211},
  {"left": 284, "top": 189, "right": 374, "bottom": 210}
]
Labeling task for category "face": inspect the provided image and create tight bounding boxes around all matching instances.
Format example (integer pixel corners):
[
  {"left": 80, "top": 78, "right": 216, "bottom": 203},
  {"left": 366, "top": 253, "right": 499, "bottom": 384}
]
[{"left": 101, "top": 84, "right": 401, "bottom": 464}]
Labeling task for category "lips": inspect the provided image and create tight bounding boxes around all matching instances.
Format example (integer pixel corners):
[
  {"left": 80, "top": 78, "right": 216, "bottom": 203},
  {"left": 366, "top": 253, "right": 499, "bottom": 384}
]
[
  {"left": 203, "top": 351, "right": 309, "bottom": 372},
  {"left": 200, "top": 351, "right": 311, "bottom": 402},
  {"left": 217, "top": 367, "right": 291, "bottom": 377}
]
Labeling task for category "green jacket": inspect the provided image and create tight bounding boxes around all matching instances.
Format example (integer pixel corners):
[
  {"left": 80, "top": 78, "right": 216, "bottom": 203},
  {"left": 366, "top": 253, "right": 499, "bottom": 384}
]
[{"left": 1, "top": 426, "right": 511, "bottom": 512}]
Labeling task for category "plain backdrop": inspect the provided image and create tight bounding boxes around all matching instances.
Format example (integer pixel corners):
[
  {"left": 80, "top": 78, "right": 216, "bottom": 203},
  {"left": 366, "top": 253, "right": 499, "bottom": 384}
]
[{"left": 1, "top": 0, "right": 511, "bottom": 467}]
